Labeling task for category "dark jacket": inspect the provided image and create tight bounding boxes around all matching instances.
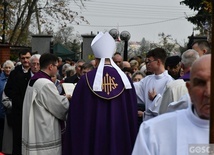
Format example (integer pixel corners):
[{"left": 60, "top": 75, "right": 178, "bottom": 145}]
[
  {"left": 4, "top": 65, "right": 31, "bottom": 154},
  {"left": 64, "top": 73, "right": 79, "bottom": 84},
  {"left": 5, "top": 65, "right": 31, "bottom": 113}
]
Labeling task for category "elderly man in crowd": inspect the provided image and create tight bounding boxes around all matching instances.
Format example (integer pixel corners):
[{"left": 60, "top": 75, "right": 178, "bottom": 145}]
[
  {"left": 112, "top": 52, "right": 123, "bottom": 69},
  {"left": 4, "top": 50, "right": 32, "bottom": 155},
  {"left": 159, "top": 49, "right": 199, "bottom": 114},
  {"left": 29, "top": 54, "right": 41, "bottom": 75}
]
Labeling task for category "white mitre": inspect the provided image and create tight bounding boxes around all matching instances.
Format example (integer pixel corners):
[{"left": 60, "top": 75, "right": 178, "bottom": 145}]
[{"left": 91, "top": 32, "right": 132, "bottom": 91}]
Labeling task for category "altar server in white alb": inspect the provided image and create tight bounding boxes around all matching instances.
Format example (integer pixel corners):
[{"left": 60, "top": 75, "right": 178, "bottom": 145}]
[
  {"left": 132, "top": 54, "right": 211, "bottom": 155},
  {"left": 134, "top": 48, "right": 174, "bottom": 121},
  {"left": 22, "top": 53, "right": 70, "bottom": 155}
]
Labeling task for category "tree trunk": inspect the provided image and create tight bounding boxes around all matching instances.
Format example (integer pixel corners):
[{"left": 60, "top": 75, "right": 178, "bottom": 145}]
[
  {"left": 14, "top": 0, "right": 38, "bottom": 45},
  {"left": 35, "top": 4, "right": 41, "bottom": 34},
  {"left": 9, "top": 1, "right": 28, "bottom": 44}
]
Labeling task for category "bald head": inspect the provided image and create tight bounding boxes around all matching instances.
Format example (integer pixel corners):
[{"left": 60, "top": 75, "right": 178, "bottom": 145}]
[
  {"left": 113, "top": 53, "right": 123, "bottom": 69},
  {"left": 187, "top": 54, "right": 211, "bottom": 119},
  {"left": 123, "top": 61, "right": 131, "bottom": 68}
]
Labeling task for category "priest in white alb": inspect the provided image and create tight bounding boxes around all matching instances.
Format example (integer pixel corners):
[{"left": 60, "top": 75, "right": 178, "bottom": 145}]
[{"left": 22, "top": 53, "right": 70, "bottom": 155}]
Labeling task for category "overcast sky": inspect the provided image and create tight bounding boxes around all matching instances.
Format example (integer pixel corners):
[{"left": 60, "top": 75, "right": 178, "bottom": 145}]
[{"left": 68, "top": 0, "right": 196, "bottom": 45}]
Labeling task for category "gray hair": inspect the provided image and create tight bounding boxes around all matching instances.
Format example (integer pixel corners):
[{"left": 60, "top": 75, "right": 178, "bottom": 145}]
[
  {"left": 62, "top": 63, "right": 71, "bottom": 71},
  {"left": 3, "top": 60, "right": 15, "bottom": 69},
  {"left": 181, "top": 49, "right": 199, "bottom": 68},
  {"left": 30, "top": 54, "right": 41, "bottom": 63},
  {"left": 58, "top": 57, "right": 62, "bottom": 61},
  {"left": 65, "top": 66, "right": 76, "bottom": 77}
]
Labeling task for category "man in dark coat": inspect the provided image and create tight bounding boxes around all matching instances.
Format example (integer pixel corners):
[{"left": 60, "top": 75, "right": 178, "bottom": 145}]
[
  {"left": 4, "top": 50, "right": 32, "bottom": 155},
  {"left": 64, "top": 59, "right": 85, "bottom": 84}
]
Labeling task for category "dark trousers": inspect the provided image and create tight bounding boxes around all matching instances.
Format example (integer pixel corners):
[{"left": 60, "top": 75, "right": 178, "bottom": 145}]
[
  {"left": 12, "top": 113, "right": 22, "bottom": 155},
  {"left": 137, "top": 104, "right": 145, "bottom": 129},
  {"left": 0, "top": 118, "right": 4, "bottom": 151}
]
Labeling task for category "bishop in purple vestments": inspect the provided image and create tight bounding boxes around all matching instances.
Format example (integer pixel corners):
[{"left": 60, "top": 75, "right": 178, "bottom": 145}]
[{"left": 63, "top": 32, "right": 138, "bottom": 155}]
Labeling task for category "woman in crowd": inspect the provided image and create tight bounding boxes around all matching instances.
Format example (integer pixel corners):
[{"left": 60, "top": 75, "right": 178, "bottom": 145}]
[
  {"left": 0, "top": 60, "right": 15, "bottom": 155},
  {"left": 131, "top": 71, "right": 144, "bottom": 83}
]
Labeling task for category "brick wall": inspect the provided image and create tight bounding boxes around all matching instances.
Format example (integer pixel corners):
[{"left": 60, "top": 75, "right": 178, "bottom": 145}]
[{"left": 0, "top": 44, "right": 10, "bottom": 65}]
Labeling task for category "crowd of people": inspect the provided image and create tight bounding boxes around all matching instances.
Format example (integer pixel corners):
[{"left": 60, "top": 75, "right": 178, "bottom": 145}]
[{"left": 0, "top": 32, "right": 212, "bottom": 155}]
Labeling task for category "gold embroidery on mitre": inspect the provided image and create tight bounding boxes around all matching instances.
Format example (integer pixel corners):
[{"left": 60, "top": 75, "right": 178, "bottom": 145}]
[{"left": 102, "top": 73, "right": 118, "bottom": 95}]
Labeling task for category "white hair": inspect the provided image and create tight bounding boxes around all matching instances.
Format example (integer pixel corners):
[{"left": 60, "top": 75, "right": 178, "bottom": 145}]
[
  {"left": 3, "top": 60, "right": 15, "bottom": 69},
  {"left": 62, "top": 63, "right": 71, "bottom": 71},
  {"left": 181, "top": 49, "right": 199, "bottom": 68},
  {"left": 30, "top": 54, "right": 41, "bottom": 63}
]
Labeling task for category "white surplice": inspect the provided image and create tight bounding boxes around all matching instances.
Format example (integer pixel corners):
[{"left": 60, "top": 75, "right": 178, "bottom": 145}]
[
  {"left": 134, "top": 70, "right": 174, "bottom": 121},
  {"left": 167, "top": 93, "right": 191, "bottom": 112},
  {"left": 159, "top": 79, "right": 188, "bottom": 114},
  {"left": 132, "top": 105, "right": 209, "bottom": 155},
  {"left": 22, "top": 78, "right": 69, "bottom": 155}
]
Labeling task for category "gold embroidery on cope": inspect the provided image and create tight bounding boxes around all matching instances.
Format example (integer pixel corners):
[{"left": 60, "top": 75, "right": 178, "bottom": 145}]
[{"left": 102, "top": 73, "right": 118, "bottom": 95}]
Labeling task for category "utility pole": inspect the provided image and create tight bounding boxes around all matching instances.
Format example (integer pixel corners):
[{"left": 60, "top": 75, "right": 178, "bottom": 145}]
[{"left": 210, "top": 0, "right": 214, "bottom": 144}]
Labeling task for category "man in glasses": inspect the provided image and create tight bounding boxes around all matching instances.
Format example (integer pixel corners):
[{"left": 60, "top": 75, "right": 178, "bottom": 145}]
[{"left": 134, "top": 48, "right": 174, "bottom": 121}]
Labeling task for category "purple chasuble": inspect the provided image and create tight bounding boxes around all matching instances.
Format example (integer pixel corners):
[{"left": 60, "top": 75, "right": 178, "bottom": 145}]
[
  {"left": 179, "top": 71, "right": 190, "bottom": 81},
  {"left": 63, "top": 66, "right": 138, "bottom": 155}
]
